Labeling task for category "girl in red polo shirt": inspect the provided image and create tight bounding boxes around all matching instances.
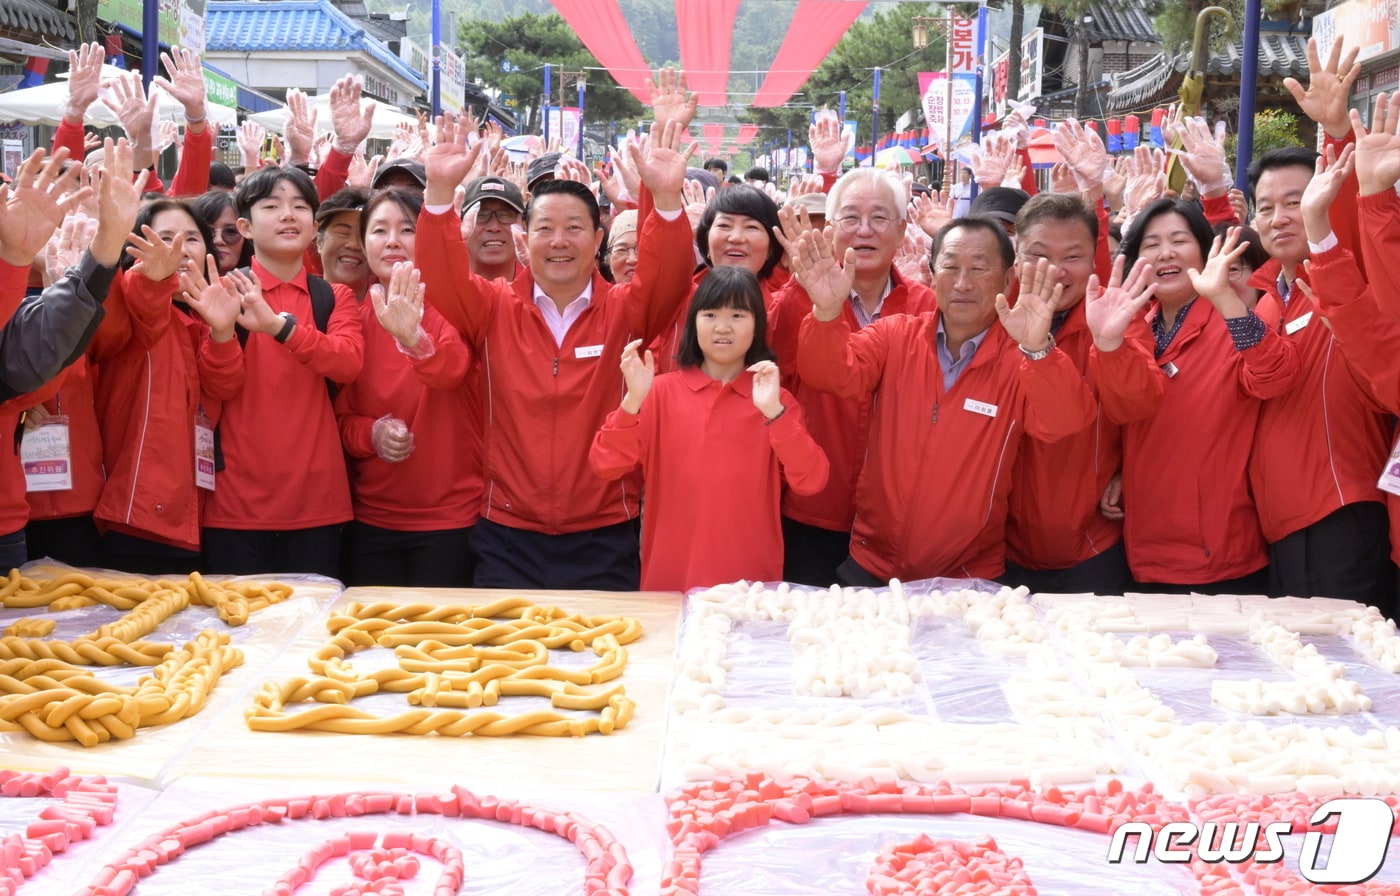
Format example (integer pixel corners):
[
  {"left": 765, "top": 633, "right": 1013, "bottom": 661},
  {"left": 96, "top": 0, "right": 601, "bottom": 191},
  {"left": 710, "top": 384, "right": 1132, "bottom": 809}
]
[{"left": 590, "top": 266, "right": 828, "bottom": 591}]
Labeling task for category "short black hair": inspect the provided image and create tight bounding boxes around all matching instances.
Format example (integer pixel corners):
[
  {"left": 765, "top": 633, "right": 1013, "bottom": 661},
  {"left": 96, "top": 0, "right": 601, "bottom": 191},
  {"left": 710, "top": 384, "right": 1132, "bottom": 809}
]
[
  {"left": 704, "top": 157, "right": 728, "bottom": 174},
  {"left": 524, "top": 178, "right": 602, "bottom": 231},
  {"left": 744, "top": 166, "right": 771, "bottom": 183},
  {"left": 932, "top": 216, "right": 1016, "bottom": 270},
  {"left": 208, "top": 161, "right": 237, "bottom": 190},
  {"left": 1118, "top": 198, "right": 1214, "bottom": 270},
  {"left": 1214, "top": 221, "right": 1269, "bottom": 274},
  {"left": 120, "top": 198, "right": 214, "bottom": 272},
  {"left": 695, "top": 184, "right": 783, "bottom": 280},
  {"left": 1017, "top": 192, "right": 1099, "bottom": 244},
  {"left": 1247, "top": 146, "right": 1317, "bottom": 194},
  {"left": 675, "top": 266, "right": 776, "bottom": 369},
  {"left": 235, "top": 165, "right": 319, "bottom": 220}
]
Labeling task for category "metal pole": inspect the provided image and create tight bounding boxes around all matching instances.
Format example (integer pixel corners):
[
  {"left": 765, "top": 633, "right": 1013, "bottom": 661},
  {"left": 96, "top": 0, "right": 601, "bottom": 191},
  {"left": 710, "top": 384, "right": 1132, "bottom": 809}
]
[
  {"left": 577, "top": 77, "right": 586, "bottom": 160},
  {"left": 141, "top": 0, "right": 159, "bottom": 91},
  {"left": 543, "top": 64, "right": 552, "bottom": 143},
  {"left": 839, "top": 90, "right": 846, "bottom": 121},
  {"left": 970, "top": 5, "right": 987, "bottom": 149},
  {"left": 1235, "top": 0, "right": 1262, "bottom": 188},
  {"left": 872, "top": 67, "right": 882, "bottom": 160},
  {"left": 431, "top": 0, "right": 442, "bottom": 117}
]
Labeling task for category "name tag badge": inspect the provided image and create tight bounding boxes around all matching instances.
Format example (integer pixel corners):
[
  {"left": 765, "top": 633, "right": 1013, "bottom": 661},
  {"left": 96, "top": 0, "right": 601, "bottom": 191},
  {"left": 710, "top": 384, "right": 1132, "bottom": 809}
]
[
  {"left": 574, "top": 344, "right": 604, "bottom": 360},
  {"left": 21, "top": 416, "right": 72, "bottom": 493},
  {"left": 1285, "top": 311, "right": 1313, "bottom": 335},
  {"left": 1161, "top": 361, "right": 1179, "bottom": 378},
  {"left": 1378, "top": 439, "right": 1400, "bottom": 498},
  {"left": 963, "top": 398, "right": 998, "bottom": 418},
  {"left": 195, "top": 407, "right": 216, "bottom": 491}
]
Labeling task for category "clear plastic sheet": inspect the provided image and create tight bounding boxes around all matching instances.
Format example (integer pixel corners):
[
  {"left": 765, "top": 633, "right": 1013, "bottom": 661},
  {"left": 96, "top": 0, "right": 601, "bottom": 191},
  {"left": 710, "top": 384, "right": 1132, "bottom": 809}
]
[
  {"left": 165, "top": 586, "right": 683, "bottom": 795},
  {"left": 68, "top": 776, "right": 666, "bottom": 896},
  {"left": 0, "top": 562, "right": 344, "bottom": 783}
]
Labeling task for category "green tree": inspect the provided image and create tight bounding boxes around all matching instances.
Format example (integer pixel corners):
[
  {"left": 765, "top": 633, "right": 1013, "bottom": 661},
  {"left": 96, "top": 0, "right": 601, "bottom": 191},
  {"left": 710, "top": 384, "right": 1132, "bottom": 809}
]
[
  {"left": 1225, "top": 108, "right": 1305, "bottom": 162},
  {"left": 1153, "top": 0, "right": 1245, "bottom": 56},
  {"left": 457, "top": 12, "right": 646, "bottom": 135}
]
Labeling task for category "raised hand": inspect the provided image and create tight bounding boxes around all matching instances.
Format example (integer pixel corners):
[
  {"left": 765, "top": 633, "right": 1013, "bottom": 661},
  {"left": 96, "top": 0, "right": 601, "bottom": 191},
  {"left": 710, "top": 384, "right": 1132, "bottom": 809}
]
[
  {"left": 997, "top": 258, "right": 1063, "bottom": 351},
  {"left": 153, "top": 47, "right": 207, "bottom": 127},
  {"left": 422, "top": 113, "right": 484, "bottom": 206},
  {"left": 1228, "top": 187, "right": 1249, "bottom": 225},
  {"left": 238, "top": 120, "right": 266, "bottom": 170},
  {"left": 1301, "top": 142, "right": 1355, "bottom": 244},
  {"left": 101, "top": 73, "right": 159, "bottom": 169},
  {"left": 1187, "top": 227, "right": 1251, "bottom": 315},
  {"left": 1351, "top": 91, "right": 1400, "bottom": 196},
  {"left": 125, "top": 224, "right": 188, "bottom": 283},
  {"left": 1123, "top": 146, "right": 1167, "bottom": 218},
  {"left": 1173, "top": 115, "right": 1232, "bottom": 196},
  {"left": 1104, "top": 157, "right": 1129, "bottom": 211},
  {"left": 283, "top": 88, "right": 318, "bottom": 166},
  {"left": 369, "top": 261, "right": 426, "bottom": 346},
  {"left": 1283, "top": 36, "right": 1360, "bottom": 139},
  {"left": 627, "top": 120, "right": 696, "bottom": 210},
  {"left": 1050, "top": 161, "right": 1077, "bottom": 195},
  {"left": 179, "top": 255, "right": 241, "bottom": 341},
  {"left": 748, "top": 360, "right": 784, "bottom": 419},
  {"left": 0, "top": 148, "right": 91, "bottom": 267},
  {"left": 682, "top": 177, "right": 714, "bottom": 232},
  {"left": 227, "top": 267, "right": 283, "bottom": 336},
  {"left": 909, "top": 190, "right": 954, "bottom": 240},
  {"left": 1001, "top": 153, "right": 1027, "bottom": 189},
  {"left": 63, "top": 43, "right": 105, "bottom": 126},
  {"left": 971, "top": 134, "right": 1017, "bottom": 189},
  {"left": 1084, "top": 255, "right": 1158, "bottom": 352},
  {"left": 1052, "top": 119, "right": 1110, "bottom": 191},
  {"left": 810, "top": 109, "right": 849, "bottom": 175},
  {"left": 556, "top": 156, "right": 594, "bottom": 189},
  {"left": 647, "top": 68, "right": 697, "bottom": 132},
  {"left": 893, "top": 228, "right": 932, "bottom": 287},
  {"left": 788, "top": 174, "right": 826, "bottom": 197},
  {"left": 155, "top": 119, "right": 181, "bottom": 156},
  {"left": 328, "top": 75, "right": 375, "bottom": 154},
  {"left": 92, "top": 139, "right": 151, "bottom": 267},
  {"left": 618, "top": 338, "right": 655, "bottom": 413},
  {"left": 779, "top": 224, "right": 855, "bottom": 320},
  {"left": 42, "top": 214, "right": 97, "bottom": 287}
]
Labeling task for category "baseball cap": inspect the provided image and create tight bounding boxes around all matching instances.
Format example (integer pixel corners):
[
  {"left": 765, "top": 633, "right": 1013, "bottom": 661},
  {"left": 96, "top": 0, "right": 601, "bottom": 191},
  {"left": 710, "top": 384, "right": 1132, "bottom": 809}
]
[
  {"left": 786, "top": 192, "right": 829, "bottom": 218},
  {"left": 969, "top": 187, "right": 1030, "bottom": 225},
  {"left": 372, "top": 157, "right": 427, "bottom": 191},
  {"left": 314, "top": 186, "right": 368, "bottom": 226},
  {"left": 526, "top": 152, "right": 563, "bottom": 190},
  {"left": 461, "top": 176, "right": 525, "bottom": 216}
]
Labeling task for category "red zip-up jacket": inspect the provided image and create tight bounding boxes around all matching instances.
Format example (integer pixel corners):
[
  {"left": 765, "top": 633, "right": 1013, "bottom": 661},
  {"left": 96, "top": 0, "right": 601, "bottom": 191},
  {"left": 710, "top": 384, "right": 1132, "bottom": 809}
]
[
  {"left": 1118, "top": 300, "right": 1299, "bottom": 584},
  {"left": 23, "top": 358, "right": 103, "bottom": 522},
  {"left": 767, "top": 268, "right": 938, "bottom": 532},
  {"left": 335, "top": 300, "right": 482, "bottom": 531},
  {"left": 590, "top": 368, "right": 828, "bottom": 591},
  {"left": 415, "top": 204, "right": 695, "bottom": 535},
  {"left": 202, "top": 259, "right": 363, "bottom": 530},
  {"left": 1360, "top": 190, "right": 1400, "bottom": 324},
  {"left": 1006, "top": 302, "right": 1164, "bottom": 570},
  {"left": 1248, "top": 252, "right": 1391, "bottom": 543},
  {"left": 797, "top": 310, "right": 1097, "bottom": 581},
  {"left": 88, "top": 269, "right": 244, "bottom": 551}
]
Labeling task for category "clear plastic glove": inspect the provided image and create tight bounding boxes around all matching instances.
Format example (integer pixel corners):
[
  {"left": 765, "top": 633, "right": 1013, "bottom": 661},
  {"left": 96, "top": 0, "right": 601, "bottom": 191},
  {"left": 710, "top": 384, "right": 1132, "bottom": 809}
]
[
  {"left": 371, "top": 415, "right": 414, "bottom": 463},
  {"left": 43, "top": 213, "right": 97, "bottom": 287}
]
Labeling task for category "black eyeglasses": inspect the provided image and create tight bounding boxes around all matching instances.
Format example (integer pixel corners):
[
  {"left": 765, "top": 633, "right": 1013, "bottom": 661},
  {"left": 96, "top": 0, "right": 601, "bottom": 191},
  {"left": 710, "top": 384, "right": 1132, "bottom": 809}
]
[{"left": 475, "top": 208, "right": 521, "bottom": 226}]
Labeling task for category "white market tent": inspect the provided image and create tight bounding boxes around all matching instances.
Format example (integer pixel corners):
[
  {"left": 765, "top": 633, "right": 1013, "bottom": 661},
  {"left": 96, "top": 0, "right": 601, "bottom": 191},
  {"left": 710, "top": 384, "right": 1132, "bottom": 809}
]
[
  {"left": 247, "top": 93, "right": 419, "bottom": 142},
  {"left": 0, "top": 65, "right": 238, "bottom": 128}
]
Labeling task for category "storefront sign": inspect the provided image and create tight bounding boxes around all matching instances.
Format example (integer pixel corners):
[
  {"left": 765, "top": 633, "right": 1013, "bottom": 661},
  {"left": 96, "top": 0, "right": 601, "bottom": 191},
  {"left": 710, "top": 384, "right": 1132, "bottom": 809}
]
[{"left": 1313, "top": 0, "right": 1398, "bottom": 62}]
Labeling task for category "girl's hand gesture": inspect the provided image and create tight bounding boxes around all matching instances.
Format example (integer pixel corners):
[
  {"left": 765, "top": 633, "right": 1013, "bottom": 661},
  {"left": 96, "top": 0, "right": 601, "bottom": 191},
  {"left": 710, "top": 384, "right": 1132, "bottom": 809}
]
[
  {"left": 748, "top": 360, "right": 784, "bottom": 420},
  {"left": 1085, "top": 255, "right": 1158, "bottom": 352},
  {"left": 1187, "top": 227, "right": 1252, "bottom": 317},
  {"left": 370, "top": 261, "right": 427, "bottom": 348},
  {"left": 125, "top": 224, "right": 187, "bottom": 283},
  {"left": 619, "top": 338, "right": 655, "bottom": 414},
  {"left": 179, "top": 255, "right": 242, "bottom": 342}
]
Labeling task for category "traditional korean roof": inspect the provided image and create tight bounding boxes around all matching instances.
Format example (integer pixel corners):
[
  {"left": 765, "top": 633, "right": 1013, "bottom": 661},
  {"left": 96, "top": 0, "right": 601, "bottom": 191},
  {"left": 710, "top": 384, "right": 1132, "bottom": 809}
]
[
  {"left": 205, "top": 0, "right": 426, "bottom": 89},
  {"left": 0, "top": 0, "right": 74, "bottom": 41},
  {"left": 1107, "top": 33, "right": 1310, "bottom": 111},
  {"left": 1083, "top": 1, "right": 1160, "bottom": 44}
]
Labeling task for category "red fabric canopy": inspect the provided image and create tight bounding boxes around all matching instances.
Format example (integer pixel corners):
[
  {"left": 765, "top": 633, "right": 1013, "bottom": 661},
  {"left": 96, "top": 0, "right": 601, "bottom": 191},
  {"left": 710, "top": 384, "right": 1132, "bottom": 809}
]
[
  {"left": 751, "top": 0, "right": 866, "bottom": 107},
  {"left": 703, "top": 123, "right": 726, "bottom": 150},
  {"left": 550, "top": 0, "right": 654, "bottom": 103},
  {"left": 676, "top": 0, "right": 743, "bottom": 106},
  {"left": 736, "top": 125, "right": 760, "bottom": 145}
]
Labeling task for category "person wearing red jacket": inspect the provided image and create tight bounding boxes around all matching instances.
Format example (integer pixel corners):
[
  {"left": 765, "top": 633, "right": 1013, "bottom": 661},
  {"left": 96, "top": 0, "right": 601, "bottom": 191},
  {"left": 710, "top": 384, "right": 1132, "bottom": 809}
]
[
  {"left": 415, "top": 115, "right": 697, "bottom": 589},
  {"left": 768, "top": 167, "right": 938, "bottom": 587},
  {"left": 591, "top": 267, "right": 828, "bottom": 591},
  {"left": 794, "top": 217, "right": 1098, "bottom": 584},
  {"left": 200, "top": 165, "right": 364, "bottom": 577},
  {"left": 86, "top": 199, "right": 243, "bottom": 574},
  {"left": 1003, "top": 193, "right": 1165, "bottom": 594},
  {"left": 1113, "top": 201, "right": 1299, "bottom": 592},
  {"left": 334, "top": 188, "right": 481, "bottom": 586}
]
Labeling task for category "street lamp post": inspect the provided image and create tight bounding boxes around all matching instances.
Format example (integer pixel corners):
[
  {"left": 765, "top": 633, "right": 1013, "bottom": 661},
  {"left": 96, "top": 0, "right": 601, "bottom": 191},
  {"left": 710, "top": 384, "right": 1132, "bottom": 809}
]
[
  {"left": 913, "top": 13, "right": 956, "bottom": 190},
  {"left": 558, "top": 69, "right": 587, "bottom": 158}
]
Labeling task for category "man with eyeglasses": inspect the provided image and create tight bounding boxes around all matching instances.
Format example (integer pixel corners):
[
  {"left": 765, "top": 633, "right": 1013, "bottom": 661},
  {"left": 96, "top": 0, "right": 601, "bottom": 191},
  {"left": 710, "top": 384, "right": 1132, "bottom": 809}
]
[
  {"left": 768, "top": 167, "right": 937, "bottom": 586},
  {"left": 459, "top": 176, "right": 525, "bottom": 282}
]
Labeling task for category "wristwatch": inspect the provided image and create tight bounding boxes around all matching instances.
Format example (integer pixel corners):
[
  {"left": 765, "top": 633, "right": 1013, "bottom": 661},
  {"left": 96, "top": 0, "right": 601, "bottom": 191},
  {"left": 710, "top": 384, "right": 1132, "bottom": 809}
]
[
  {"left": 1020, "top": 333, "right": 1055, "bottom": 361},
  {"left": 273, "top": 312, "right": 297, "bottom": 343}
]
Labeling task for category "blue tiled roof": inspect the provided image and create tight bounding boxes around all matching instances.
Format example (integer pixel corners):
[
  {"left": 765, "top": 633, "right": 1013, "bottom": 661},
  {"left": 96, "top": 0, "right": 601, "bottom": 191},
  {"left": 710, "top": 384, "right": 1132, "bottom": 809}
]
[{"left": 205, "top": 0, "right": 427, "bottom": 91}]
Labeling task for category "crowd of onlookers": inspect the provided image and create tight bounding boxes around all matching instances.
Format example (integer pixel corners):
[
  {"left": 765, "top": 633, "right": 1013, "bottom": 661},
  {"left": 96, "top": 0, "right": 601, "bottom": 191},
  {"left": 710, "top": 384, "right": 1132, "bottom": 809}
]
[{"left": 1, "top": 40, "right": 1397, "bottom": 618}]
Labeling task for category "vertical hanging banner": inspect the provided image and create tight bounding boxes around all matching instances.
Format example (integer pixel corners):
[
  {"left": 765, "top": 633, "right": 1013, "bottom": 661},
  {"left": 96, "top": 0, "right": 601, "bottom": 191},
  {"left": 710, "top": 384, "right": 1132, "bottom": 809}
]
[
  {"left": 919, "top": 73, "right": 978, "bottom": 150},
  {"left": 544, "top": 107, "right": 582, "bottom": 148},
  {"left": 948, "top": 13, "right": 977, "bottom": 74},
  {"left": 439, "top": 48, "right": 466, "bottom": 115}
]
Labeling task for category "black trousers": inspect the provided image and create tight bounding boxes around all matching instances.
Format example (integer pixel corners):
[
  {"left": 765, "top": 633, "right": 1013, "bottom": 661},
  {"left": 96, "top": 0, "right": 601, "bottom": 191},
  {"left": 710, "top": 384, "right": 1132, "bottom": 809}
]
[
  {"left": 0, "top": 529, "right": 26, "bottom": 572},
  {"left": 781, "top": 516, "right": 850, "bottom": 588},
  {"left": 101, "top": 530, "right": 203, "bottom": 577},
  {"left": 25, "top": 515, "right": 102, "bottom": 568},
  {"left": 1134, "top": 566, "right": 1270, "bottom": 596},
  {"left": 471, "top": 517, "right": 640, "bottom": 590},
  {"left": 1001, "top": 540, "right": 1133, "bottom": 595},
  {"left": 343, "top": 521, "right": 475, "bottom": 587},
  {"left": 1268, "top": 501, "right": 1395, "bottom": 615},
  {"left": 202, "top": 525, "right": 343, "bottom": 579}
]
